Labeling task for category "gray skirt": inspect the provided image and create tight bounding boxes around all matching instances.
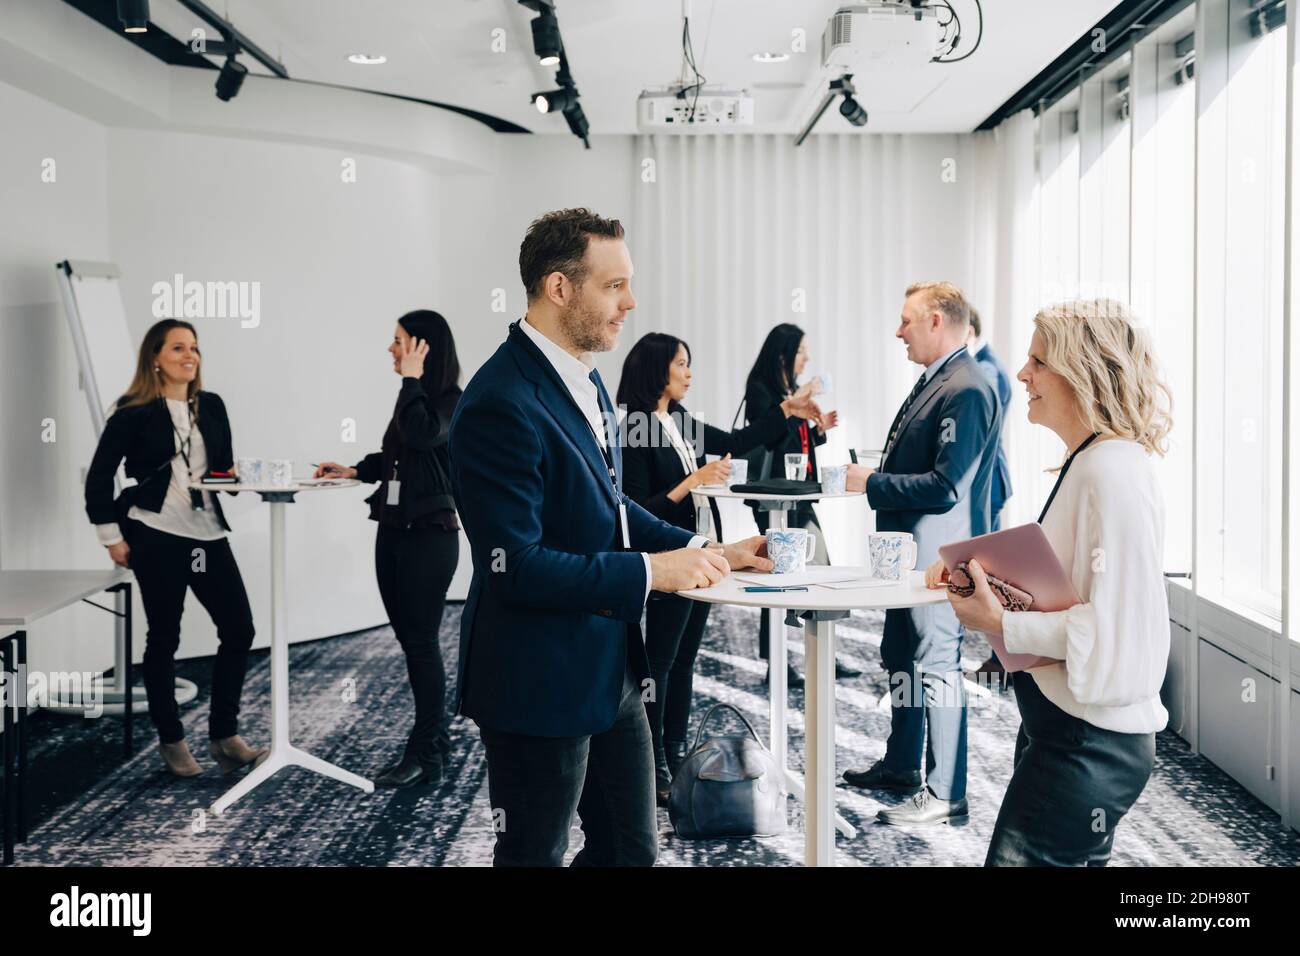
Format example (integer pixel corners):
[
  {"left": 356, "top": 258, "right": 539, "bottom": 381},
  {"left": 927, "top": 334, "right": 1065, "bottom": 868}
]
[{"left": 985, "top": 670, "right": 1155, "bottom": 866}]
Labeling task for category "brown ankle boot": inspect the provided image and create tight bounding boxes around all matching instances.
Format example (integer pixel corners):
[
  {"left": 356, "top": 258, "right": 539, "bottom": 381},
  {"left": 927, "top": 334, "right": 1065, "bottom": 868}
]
[
  {"left": 159, "top": 739, "right": 203, "bottom": 777},
  {"left": 209, "top": 735, "right": 270, "bottom": 774}
]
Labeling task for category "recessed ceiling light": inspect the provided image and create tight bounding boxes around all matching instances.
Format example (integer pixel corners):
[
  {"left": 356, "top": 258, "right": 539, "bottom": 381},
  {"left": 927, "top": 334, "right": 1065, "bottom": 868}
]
[
  {"left": 752, "top": 51, "right": 789, "bottom": 63},
  {"left": 348, "top": 53, "right": 387, "bottom": 65}
]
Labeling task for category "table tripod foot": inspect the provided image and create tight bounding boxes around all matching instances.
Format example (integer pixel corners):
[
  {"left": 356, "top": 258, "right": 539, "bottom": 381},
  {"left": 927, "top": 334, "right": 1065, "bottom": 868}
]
[{"left": 288, "top": 747, "right": 375, "bottom": 794}]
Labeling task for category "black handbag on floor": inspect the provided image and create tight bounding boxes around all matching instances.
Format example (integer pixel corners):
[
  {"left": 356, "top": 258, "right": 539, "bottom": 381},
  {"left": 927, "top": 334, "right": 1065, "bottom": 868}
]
[{"left": 669, "top": 702, "right": 787, "bottom": 839}]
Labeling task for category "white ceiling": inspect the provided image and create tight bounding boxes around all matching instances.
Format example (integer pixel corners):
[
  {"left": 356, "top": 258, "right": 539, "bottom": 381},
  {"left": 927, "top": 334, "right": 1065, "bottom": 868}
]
[{"left": 143, "top": 0, "right": 1125, "bottom": 135}]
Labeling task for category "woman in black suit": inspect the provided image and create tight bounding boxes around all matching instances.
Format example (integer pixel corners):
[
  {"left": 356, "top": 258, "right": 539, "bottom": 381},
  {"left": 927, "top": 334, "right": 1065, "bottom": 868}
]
[
  {"left": 85, "top": 319, "right": 266, "bottom": 778},
  {"left": 316, "top": 310, "right": 462, "bottom": 788},
  {"left": 743, "top": 324, "right": 856, "bottom": 684},
  {"left": 618, "top": 332, "right": 820, "bottom": 804}
]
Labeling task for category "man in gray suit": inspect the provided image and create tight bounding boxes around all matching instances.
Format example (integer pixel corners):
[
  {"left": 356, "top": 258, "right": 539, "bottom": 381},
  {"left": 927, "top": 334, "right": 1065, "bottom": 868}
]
[{"left": 844, "top": 282, "right": 1001, "bottom": 825}]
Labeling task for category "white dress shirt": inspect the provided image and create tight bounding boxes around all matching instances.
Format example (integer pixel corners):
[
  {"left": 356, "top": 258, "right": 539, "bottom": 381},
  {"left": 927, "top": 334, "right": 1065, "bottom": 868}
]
[
  {"left": 520, "top": 318, "right": 705, "bottom": 604},
  {"left": 95, "top": 398, "right": 226, "bottom": 546},
  {"left": 1000, "top": 438, "right": 1170, "bottom": 733}
]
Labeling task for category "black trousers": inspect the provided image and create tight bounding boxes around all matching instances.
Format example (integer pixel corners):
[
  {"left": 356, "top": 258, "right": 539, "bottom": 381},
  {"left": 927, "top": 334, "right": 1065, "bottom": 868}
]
[
  {"left": 985, "top": 671, "right": 1155, "bottom": 866},
  {"left": 477, "top": 663, "right": 657, "bottom": 867},
  {"left": 374, "top": 522, "right": 459, "bottom": 769},
  {"left": 644, "top": 593, "right": 712, "bottom": 749},
  {"left": 127, "top": 520, "right": 255, "bottom": 744}
]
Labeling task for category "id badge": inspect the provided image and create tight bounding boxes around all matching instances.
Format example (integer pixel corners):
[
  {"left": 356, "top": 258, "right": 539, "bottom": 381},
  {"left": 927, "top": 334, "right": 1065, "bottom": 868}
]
[
  {"left": 386, "top": 479, "right": 401, "bottom": 506},
  {"left": 618, "top": 502, "right": 631, "bottom": 550}
]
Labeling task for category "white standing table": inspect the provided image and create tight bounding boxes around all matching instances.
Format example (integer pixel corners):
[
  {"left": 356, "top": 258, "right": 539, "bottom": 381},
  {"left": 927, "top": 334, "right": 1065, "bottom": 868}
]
[
  {"left": 191, "top": 478, "right": 374, "bottom": 815},
  {"left": 679, "top": 566, "right": 947, "bottom": 867},
  {"left": 689, "top": 487, "right": 864, "bottom": 836}
]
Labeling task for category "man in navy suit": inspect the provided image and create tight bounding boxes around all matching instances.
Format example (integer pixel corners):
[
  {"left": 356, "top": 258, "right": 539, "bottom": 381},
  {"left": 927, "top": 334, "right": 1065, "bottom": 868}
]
[
  {"left": 843, "top": 282, "right": 1000, "bottom": 825},
  {"left": 967, "top": 307, "right": 1013, "bottom": 529},
  {"left": 448, "top": 208, "right": 776, "bottom": 866}
]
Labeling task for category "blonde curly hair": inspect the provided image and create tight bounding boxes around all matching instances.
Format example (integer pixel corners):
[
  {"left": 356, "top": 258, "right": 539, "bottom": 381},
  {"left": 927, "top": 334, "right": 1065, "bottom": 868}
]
[{"left": 1033, "top": 299, "right": 1173, "bottom": 458}]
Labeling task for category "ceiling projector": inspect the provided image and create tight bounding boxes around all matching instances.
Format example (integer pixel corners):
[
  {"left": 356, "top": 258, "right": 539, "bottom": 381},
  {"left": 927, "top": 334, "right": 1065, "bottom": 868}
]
[
  {"left": 637, "top": 87, "right": 755, "bottom": 130},
  {"left": 821, "top": 0, "right": 943, "bottom": 73}
]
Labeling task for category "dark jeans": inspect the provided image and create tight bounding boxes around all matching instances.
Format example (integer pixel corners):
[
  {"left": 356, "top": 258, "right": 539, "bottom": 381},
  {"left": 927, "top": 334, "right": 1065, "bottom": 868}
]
[
  {"left": 880, "top": 602, "right": 967, "bottom": 801},
  {"left": 644, "top": 593, "right": 712, "bottom": 749},
  {"left": 985, "top": 672, "right": 1155, "bottom": 866},
  {"left": 374, "top": 522, "right": 459, "bottom": 769},
  {"left": 127, "top": 520, "right": 255, "bottom": 744},
  {"left": 754, "top": 508, "right": 823, "bottom": 659},
  {"left": 477, "top": 663, "right": 657, "bottom": 867}
]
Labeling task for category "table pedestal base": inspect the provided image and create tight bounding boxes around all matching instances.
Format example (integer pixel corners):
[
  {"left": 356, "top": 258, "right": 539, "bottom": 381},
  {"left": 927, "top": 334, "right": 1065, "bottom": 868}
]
[{"left": 210, "top": 743, "right": 373, "bottom": 816}]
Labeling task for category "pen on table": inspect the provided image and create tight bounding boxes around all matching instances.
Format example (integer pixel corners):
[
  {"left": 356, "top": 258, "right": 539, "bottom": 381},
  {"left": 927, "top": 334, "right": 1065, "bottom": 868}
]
[{"left": 743, "top": 585, "right": 809, "bottom": 592}]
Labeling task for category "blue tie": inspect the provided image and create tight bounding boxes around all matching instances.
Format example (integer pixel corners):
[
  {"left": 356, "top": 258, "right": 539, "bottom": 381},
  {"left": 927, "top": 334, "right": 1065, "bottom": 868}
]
[
  {"left": 883, "top": 372, "right": 928, "bottom": 457},
  {"left": 588, "top": 368, "right": 620, "bottom": 483}
]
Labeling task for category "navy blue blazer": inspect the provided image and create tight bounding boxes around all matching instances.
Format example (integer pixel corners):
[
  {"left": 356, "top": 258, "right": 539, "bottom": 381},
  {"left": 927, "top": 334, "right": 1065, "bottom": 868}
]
[
  {"left": 867, "top": 350, "right": 1001, "bottom": 565},
  {"left": 448, "top": 321, "right": 695, "bottom": 737},
  {"left": 975, "top": 342, "right": 1014, "bottom": 517}
]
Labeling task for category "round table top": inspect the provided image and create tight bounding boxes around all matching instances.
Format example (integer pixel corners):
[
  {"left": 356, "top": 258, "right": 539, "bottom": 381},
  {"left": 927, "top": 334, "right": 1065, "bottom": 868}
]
[
  {"left": 188, "top": 478, "right": 361, "bottom": 494},
  {"left": 690, "top": 486, "right": 865, "bottom": 503},
  {"left": 678, "top": 566, "right": 947, "bottom": 611}
]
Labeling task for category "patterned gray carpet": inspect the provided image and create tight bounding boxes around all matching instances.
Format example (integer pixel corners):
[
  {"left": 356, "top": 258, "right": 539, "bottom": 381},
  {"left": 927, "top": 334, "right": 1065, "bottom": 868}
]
[{"left": 12, "top": 603, "right": 1300, "bottom": 866}]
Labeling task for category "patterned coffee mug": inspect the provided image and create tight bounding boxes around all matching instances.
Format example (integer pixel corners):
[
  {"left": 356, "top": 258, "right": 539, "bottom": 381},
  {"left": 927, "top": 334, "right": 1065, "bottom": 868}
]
[
  {"left": 236, "top": 457, "right": 264, "bottom": 486},
  {"left": 727, "top": 458, "right": 749, "bottom": 487},
  {"left": 820, "top": 464, "right": 848, "bottom": 495},
  {"left": 267, "top": 459, "right": 293, "bottom": 488},
  {"left": 868, "top": 532, "right": 918, "bottom": 581},
  {"left": 766, "top": 528, "right": 817, "bottom": 575}
]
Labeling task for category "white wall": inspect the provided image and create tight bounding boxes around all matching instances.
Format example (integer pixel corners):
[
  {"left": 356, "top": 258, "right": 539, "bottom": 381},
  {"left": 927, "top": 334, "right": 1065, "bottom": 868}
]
[{"left": 0, "top": 80, "right": 118, "bottom": 676}]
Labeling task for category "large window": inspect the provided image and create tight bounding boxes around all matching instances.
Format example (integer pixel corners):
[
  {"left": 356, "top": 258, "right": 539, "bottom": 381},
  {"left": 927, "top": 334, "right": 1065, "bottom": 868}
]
[{"left": 1196, "top": 0, "right": 1287, "bottom": 616}]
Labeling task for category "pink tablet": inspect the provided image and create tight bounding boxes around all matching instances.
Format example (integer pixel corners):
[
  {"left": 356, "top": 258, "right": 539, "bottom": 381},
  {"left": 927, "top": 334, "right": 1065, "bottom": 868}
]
[{"left": 938, "top": 523, "right": 1081, "bottom": 672}]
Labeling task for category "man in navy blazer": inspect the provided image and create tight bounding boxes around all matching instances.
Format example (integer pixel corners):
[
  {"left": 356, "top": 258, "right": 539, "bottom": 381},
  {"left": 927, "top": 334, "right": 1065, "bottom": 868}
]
[
  {"left": 968, "top": 307, "right": 1014, "bottom": 529},
  {"left": 844, "top": 282, "right": 1000, "bottom": 826},
  {"left": 448, "top": 208, "right": 775, "bottom": 866}
]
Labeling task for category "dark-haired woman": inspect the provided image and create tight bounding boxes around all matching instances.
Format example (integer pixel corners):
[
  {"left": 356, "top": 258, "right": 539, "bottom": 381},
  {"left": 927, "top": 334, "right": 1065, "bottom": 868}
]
[
  {"left": 618, "top": 332, "right": 821, "bottom": 804},
  {"left": 316, "top": 310, "right": 462, "bottom": 788},
  {"left": 743, "top": 323, "right": 855, "bottom": 684},
  {"left": 85, "top": 319, "right": 267, "bottom": 778}
]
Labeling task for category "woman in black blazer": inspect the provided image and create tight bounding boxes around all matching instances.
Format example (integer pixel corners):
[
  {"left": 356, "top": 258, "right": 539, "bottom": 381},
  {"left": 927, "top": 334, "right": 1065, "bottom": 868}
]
[
  {"left": 617, "top": 332, "right": 820, "bottom": 804},
  {"left": 743, "top": 323, "right": 857, "bottom": 684},
  {"left": 316, "top": 310, "right": 462, "bottom": 788},
  {"left": 85, "top": 319, "right": 266, "bottom": 778}
]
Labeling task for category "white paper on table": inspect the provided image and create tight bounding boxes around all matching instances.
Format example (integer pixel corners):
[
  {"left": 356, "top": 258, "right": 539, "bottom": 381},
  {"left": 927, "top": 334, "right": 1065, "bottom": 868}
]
[
  {"left": 733, "top": 568, "right": 864, "bottom": 587},
  {"left": 816, "top": 577, "right": 897, "bottom": 589}
]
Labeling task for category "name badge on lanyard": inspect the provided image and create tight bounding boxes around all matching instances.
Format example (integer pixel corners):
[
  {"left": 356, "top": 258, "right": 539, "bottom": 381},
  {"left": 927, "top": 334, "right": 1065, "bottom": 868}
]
[{"left": 618, "top": 500, "right": 630, "bottom": 550}]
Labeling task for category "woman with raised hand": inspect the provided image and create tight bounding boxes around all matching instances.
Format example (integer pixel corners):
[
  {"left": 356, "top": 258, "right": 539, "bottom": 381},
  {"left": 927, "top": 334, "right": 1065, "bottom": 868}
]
[{"left": 315, "top": 310, "right": 462, "bottom": 788}]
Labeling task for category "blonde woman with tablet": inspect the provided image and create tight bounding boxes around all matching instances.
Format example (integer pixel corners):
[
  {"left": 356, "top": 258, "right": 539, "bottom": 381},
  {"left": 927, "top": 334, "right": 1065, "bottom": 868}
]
[{"left": 932, "top": 299, "right": 1172, "bottom": 866}]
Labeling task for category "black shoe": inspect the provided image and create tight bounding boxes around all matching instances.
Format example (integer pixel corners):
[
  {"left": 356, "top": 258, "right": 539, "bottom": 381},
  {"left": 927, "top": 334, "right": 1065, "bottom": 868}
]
[
  {"left": 654, "top": 740, "right": 673, "bottom": 807},
  {"left": 835, "top": 658, "right": 862, "bottom": 679},
  {"left": 876, "top": 787, "right": 968, "bottom": 826},
  {"left": 374, "top": 753, "right": 442, "bottom": 789},
  {"left": 664, "top": 739, "right": 688, "bottom": 778},
  {"left": 841, "top": 759, "right": 922, "bottom": 793}
]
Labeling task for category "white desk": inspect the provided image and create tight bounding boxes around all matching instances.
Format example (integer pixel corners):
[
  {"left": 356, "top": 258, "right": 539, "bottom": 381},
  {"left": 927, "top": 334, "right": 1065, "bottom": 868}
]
[
  {"left": 190, "top": 478, "right": 374, "bottom": 815},
  {"left": 0, "top": 568, "right": 134, "bottom": 865},
  {"left": 679, "top": 567, "right": 947, "bottom": 866},
  {"left": 689, "top": 487, "right": 864, "bottom": 834}
]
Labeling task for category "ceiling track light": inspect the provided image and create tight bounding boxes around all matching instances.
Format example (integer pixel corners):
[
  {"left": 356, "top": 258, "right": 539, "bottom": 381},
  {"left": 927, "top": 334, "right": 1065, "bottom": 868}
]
[
  {"left": 530, "top": 11, "right": 562, "bottom": 66},
  {"left": 215, "top": 55, "right": 248, "bottom": 101},
  {"left": 117, "top": 0, "right": 149, "bottom": 33},
  {"left": 839, "top": 93, "right": 868, "bottom": 127},
  {"left": 532, "top": 86, "right": 578, "bottom": 114},
  {"left": 518, "top": 0, "right": 590, "bottom": 148}
]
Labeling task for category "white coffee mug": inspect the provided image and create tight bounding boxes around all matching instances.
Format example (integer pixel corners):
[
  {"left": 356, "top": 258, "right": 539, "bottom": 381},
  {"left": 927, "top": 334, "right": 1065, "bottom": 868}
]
[
  {"left": 868, "top": 532, "right": 918, "bottom": 581},
  {"left": 236, "top": 457, "right": 264, "bottom": 486}
]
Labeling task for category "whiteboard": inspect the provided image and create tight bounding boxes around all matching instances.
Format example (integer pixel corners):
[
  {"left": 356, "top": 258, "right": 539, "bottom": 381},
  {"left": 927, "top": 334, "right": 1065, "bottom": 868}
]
[{"left": 56, "top": 260, "right": 136, "bottom": 437}]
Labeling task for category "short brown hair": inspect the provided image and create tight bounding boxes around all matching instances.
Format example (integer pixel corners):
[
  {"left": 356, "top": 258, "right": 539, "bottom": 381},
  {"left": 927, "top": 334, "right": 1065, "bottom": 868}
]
[
  {"left": 968, "top": 305, "right": 982, "bottom": 338},
  {"left": 519, "top": 208, "right": 625, "bottom": 301},
  {"left": 906, "top": 281, "right": 970, "bottom": 329}
]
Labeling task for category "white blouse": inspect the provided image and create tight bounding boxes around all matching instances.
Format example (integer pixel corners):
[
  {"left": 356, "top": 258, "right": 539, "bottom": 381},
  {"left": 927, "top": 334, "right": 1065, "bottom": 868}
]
[
  {"left": 1000, "top": 438, "right": 1170, "bottom": 734},
  {"left": 96, "top": 398, "right": 227, "bottom": 546}
]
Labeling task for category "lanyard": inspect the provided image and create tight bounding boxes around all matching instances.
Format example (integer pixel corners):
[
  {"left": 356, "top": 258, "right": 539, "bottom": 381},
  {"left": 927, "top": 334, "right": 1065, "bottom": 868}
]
[
  {"left": 1037, "top": 432, "right": 1100, "bottom": 523},
  {"left": 169, "top": 399, "right": 206, "bottom": 510}
]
